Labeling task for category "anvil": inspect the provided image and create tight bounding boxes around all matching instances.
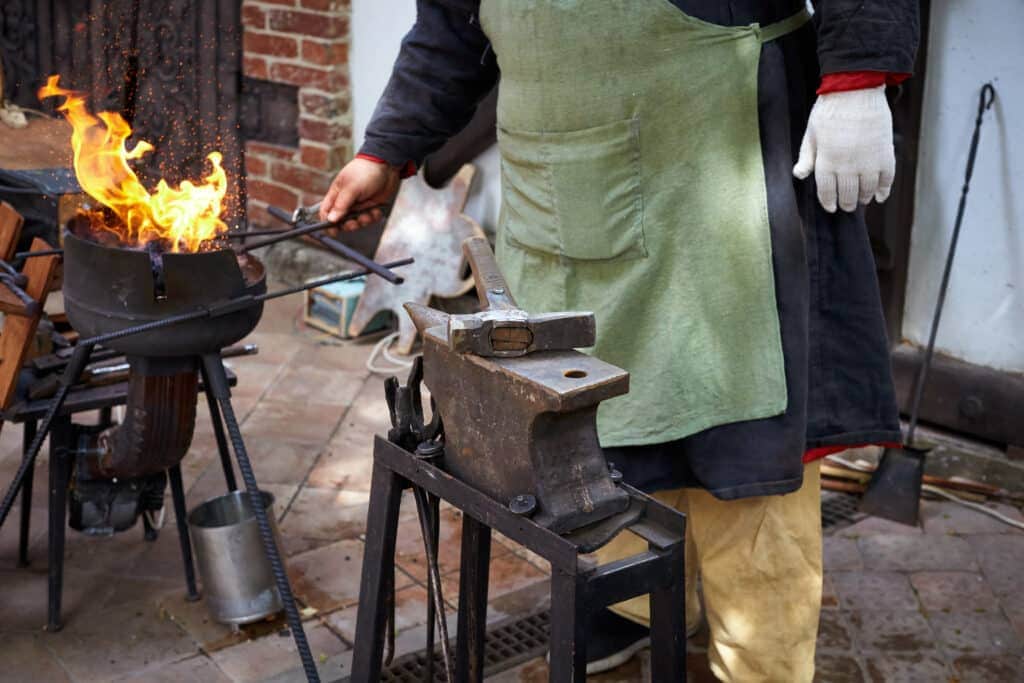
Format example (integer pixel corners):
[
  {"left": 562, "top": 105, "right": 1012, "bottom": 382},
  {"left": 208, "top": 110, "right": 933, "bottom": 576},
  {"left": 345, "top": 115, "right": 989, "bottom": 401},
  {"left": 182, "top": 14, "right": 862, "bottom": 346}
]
[{"left": 405, "top": 238, "right": 630, "bottom": 533}]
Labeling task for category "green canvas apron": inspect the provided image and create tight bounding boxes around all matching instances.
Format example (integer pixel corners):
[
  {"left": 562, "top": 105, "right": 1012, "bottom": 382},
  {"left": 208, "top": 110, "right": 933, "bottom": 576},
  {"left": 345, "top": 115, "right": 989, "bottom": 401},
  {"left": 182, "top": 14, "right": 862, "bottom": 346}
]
[{"left": 479, "top": 1, "right": 810, "bottom": 447}]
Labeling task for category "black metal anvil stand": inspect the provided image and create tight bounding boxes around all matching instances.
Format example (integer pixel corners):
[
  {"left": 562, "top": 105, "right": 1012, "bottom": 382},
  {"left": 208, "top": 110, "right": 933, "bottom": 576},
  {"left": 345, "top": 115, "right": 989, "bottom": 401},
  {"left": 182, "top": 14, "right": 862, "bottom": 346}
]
[
  {"left": 351, "top": 436, "right": 688, "bottom": 682},
  {"left": 351, "top": 238, "right": 688, "bottom": 681}
]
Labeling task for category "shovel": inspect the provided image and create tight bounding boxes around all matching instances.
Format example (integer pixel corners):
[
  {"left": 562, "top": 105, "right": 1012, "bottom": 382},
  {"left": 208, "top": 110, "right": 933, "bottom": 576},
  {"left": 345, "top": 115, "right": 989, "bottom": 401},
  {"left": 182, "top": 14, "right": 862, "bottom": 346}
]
[{"left": 860, "top": 83, "right": 996, "bottom": 526}]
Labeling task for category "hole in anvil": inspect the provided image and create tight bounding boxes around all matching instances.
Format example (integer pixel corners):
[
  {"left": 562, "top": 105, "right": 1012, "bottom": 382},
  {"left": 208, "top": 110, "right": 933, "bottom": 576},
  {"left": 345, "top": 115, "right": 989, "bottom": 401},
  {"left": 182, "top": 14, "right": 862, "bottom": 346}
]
[{"left": 564, "top": 370, "right": 587, "bottom": 379}]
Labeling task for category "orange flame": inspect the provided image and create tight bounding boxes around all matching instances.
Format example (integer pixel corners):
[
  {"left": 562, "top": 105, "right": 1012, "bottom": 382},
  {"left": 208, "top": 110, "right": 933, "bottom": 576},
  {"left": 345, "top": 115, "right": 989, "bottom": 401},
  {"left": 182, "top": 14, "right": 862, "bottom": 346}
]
[{"left": 39, "top": 75, "right": 227, "bottom": 253}]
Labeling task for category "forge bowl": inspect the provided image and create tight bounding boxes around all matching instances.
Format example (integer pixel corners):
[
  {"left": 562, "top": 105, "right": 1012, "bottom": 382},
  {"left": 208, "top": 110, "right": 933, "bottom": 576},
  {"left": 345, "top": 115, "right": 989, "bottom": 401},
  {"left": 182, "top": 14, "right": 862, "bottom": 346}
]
[{"left": 63, "top": 218, "right": 266, "bottom": 357}]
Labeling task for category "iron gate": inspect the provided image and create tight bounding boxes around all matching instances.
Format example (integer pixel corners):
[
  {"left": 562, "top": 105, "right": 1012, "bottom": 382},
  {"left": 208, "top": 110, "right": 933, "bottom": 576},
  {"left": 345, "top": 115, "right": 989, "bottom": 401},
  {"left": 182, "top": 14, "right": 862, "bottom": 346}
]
[{"left": 0, "top": 0, "right": 246, "bottom": 226}]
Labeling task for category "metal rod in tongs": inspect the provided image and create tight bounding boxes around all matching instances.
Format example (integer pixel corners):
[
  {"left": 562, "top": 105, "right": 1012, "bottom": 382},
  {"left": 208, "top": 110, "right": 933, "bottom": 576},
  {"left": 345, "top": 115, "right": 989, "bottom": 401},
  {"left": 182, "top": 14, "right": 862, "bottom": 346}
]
[
  {"left": 310, "top": 232, "right": 404, "bottom": 285},
  {"left": 249, "top": 203, "right": 402, "bottom": 283},
  {"left": 238, "top": 204, "right": 388, "bottom": 254}
]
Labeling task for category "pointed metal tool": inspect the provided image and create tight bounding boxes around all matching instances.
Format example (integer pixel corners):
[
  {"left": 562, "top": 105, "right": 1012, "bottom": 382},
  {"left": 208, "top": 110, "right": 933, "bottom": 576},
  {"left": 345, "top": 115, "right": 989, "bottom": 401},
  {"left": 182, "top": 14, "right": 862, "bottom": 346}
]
[{"left": 861, "top": 83, "right": 997, "bottom": 526}]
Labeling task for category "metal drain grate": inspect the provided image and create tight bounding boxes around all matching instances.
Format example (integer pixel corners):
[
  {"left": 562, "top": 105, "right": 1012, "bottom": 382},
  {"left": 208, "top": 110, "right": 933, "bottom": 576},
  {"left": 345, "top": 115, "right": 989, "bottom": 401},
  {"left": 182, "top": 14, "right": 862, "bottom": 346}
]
[
  {"left": 374, "top": 610, "right": 550, "bottom": 682},
  {"left": 821, "top": 490, "right": 863, "bottom": 531}
]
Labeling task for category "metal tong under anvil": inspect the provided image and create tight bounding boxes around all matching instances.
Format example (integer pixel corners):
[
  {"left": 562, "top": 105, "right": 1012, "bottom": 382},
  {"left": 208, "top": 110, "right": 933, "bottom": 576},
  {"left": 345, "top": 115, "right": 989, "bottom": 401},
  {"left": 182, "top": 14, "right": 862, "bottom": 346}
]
[{"left": 405, "top": 237, "right": 631, "bottom": 534}]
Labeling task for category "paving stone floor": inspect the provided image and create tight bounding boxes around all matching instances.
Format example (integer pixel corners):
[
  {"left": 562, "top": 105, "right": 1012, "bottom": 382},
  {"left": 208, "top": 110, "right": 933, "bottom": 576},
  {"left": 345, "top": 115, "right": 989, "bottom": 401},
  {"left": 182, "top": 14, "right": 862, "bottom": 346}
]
[{"left": 1, "top": 290, "right": 1022, "bottom": 682}]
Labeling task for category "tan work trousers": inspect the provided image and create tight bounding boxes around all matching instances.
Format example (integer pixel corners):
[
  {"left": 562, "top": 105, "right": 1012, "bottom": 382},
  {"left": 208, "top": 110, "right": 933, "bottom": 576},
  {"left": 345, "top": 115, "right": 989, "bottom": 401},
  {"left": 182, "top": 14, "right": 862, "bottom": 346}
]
[{"left": 595, "top": 462, "right": 823, "bottom": 682}]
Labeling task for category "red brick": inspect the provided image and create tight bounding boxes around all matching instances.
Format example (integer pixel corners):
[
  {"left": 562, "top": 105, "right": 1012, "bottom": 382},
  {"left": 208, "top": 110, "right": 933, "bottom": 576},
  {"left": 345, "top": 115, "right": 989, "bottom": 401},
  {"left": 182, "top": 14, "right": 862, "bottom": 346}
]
[
  {"left": 269, "top": 9, "right": 348, "bottom": 39},
  {"left": 299, "top": 92, "right": 349, "bottom": 118},
  {"left": 270, "top": 62, "right": 344, "bottom": 91},
  {"left": 241, "top": 4, "right": 266, "bottom": 29},
  {"left": 300, "top": 0, "right": 346, "bottom": 10},
  {"left": 298, "top": 117, "right": 350, "bottom": 144},
  {"left": 245, "top": 154, "right": 268, "bottom": 176},
  {"left": 301, "top": 39, "right": 348, "bottom": 66},
  {"left": 271, "top": 162, "right": 333, "bottom": 194},
  {"left": 258, "top": 0, "right": 296, "bottom": 6},
  {"left": 244, "top": 32, "right": 299, "bottom": 58},
  {"left": 299, "top": 144, "right": 339, "bottom": 171},
  {"left": 247, "top": 179, "right": 299, "bottom": 209},
  {"left": 246, "top": 141, "right": 298, "bottom": 161},
  {"left": 247, "top": 201, "right": 286, "bottom": 229},
  {"left": 242, "top": 55, "right": 268, "bottom": 79}
]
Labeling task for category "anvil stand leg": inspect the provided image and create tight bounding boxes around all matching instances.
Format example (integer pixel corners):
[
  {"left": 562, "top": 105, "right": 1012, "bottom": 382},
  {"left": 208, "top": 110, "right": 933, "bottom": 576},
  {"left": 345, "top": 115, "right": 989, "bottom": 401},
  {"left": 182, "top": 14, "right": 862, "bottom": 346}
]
[
  {"left": 17, "top": 419, "right": 37, "bottom": 567},
  {"left": 168, "top": 464, "right": 200, "bottom": 601},
  {"left": 548, "top": 568, "right": 588, "bottom": 682},
  {"left": 200, "top": 363, "right": 238, "bottom": 492},
  {"left": 455, "top": 514, "right": 491, "bottom": 683},
  {"left": 200, "top": 354, "right": 320, "bottom": 683},
  {"left": 350, "top": 460, "right": 404, "bottom": 682},
  {"left": 46, "top": 416, "right": 73, "bottom": 632},
  {"left": 649, "top": 539, "right": 687, "bottom": 682}
]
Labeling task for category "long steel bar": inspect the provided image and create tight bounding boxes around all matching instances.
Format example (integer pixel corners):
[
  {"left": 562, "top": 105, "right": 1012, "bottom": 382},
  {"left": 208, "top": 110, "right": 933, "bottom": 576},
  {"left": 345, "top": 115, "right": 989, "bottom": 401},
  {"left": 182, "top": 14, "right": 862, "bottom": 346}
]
[
  {"left": 202, "top": 354, "right": 321, "bottom": 683},
  {"left": 70, "top": 259, "right": 412, "bottom": 349},
  {"left": 906, "top": 82, "right": 996, "bottom": 446},
  {"left": 309, "top": 232, "right": 404, "bottom": 284}
]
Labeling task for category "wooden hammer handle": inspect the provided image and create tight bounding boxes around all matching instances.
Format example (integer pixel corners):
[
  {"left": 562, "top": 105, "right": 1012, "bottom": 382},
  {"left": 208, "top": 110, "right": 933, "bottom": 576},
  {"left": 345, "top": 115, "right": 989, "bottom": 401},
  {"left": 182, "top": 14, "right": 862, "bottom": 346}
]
[{"left": 462, "top": 237, "right": 518, "bottom": 310}]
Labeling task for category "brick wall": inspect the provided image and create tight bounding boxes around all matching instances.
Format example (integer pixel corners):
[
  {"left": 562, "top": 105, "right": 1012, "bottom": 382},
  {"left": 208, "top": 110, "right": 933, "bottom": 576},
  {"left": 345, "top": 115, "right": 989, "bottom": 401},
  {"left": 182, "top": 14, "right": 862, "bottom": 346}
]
[{"left": 241, "top": 0, "right": 351, "bottom": 226}]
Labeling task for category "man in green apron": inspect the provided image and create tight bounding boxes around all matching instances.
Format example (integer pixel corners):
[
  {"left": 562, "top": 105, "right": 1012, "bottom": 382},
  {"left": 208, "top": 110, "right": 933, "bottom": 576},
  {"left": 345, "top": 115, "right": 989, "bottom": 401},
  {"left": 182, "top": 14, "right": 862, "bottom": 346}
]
[{"left": 320, "top": 1, "right": 919, "bottom": 679}]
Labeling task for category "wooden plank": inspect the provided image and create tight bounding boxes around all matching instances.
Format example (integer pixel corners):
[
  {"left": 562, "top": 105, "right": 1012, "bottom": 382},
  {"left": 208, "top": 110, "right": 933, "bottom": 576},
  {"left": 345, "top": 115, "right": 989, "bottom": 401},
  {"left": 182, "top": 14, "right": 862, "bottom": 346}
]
[
  {"left": 0, "top": 238, "right": 60, "bottom": 410},
  {"left": 0, "top": 200, "right": 24, "bottom": 259},
  {"left": 0, "top": 286, "right": 31, "bottom": 315}
]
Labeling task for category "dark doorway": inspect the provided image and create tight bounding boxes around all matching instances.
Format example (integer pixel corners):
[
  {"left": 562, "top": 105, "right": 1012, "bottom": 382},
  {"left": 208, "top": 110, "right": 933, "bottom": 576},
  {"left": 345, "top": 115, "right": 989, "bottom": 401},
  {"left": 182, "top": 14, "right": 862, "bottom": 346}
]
[{"left": 0, "top": 0, "right": 246, "bottom": 227}]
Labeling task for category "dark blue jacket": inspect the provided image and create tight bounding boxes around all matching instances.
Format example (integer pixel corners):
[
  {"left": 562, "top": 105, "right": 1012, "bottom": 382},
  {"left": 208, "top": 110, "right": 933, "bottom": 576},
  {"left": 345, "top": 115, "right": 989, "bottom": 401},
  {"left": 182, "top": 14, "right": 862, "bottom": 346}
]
[{"left": 361, "top": 0, "right": 919, "bottom": 167}]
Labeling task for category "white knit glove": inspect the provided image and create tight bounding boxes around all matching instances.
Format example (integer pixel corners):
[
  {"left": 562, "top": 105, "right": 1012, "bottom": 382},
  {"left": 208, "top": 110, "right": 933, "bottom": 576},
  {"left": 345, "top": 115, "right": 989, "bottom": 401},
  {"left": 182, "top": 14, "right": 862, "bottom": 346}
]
[{"left": 793, "top": 85, "right": 896, "bottom": 213}]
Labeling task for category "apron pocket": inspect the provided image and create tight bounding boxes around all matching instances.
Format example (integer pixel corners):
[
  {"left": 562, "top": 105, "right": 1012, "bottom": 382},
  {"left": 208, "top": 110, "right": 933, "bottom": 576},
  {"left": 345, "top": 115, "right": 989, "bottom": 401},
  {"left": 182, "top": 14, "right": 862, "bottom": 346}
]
[{"left": 498, "top": 118, "right": 647, "bottom": 261}]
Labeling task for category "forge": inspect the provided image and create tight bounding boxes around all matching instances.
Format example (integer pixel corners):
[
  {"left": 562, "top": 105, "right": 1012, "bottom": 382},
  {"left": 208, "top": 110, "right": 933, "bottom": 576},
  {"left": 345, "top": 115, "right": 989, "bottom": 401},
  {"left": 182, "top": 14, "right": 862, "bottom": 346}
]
[{"left": 61, "top": 216, "right": 265, "bottom": 486}]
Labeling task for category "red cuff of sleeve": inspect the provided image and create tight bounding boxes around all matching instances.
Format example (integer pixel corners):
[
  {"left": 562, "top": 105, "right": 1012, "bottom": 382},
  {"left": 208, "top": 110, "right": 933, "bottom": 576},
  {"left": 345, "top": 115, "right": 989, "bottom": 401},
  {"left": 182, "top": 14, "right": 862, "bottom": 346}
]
[
  {"left": 355, "top": 153, "right": 417, "bottom": 179},
  {"left": 817, "top": 71, "right": 911, "bottom": 95}
]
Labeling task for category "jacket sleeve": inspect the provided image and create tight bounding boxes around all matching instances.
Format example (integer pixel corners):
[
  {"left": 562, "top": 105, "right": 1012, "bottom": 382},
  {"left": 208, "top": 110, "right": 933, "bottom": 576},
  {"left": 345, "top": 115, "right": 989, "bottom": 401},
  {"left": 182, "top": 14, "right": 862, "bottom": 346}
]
[
  {"left": 359, "top": 0, "right": 497, "bottom": 168},
  {"left": 812, "top": 0, "right": 920, "bottom": 76}
]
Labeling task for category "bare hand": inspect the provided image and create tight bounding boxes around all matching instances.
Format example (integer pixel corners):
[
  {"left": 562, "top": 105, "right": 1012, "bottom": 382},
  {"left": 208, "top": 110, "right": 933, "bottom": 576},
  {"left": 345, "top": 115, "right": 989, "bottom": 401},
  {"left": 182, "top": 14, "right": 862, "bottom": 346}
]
[{"left": 319, "top": 157, "right": 401, "bottom": 231}]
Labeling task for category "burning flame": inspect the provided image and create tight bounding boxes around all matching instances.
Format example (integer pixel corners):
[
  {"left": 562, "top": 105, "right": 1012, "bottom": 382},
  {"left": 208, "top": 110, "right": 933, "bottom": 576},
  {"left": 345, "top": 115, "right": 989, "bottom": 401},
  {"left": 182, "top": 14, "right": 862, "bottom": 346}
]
[{"left": 39, "top": 75, "right": 227, "bottom": 253}]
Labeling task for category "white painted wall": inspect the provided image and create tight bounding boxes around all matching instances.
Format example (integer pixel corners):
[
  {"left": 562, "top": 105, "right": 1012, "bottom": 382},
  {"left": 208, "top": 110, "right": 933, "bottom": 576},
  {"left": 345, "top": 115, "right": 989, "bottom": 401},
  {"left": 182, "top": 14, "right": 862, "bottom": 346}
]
[
  {"left": 903, "top": 1, "right": 1024, "bottom": 373},
  {"left": 350, "top": 0, "right": 501, "bottom": 233}
]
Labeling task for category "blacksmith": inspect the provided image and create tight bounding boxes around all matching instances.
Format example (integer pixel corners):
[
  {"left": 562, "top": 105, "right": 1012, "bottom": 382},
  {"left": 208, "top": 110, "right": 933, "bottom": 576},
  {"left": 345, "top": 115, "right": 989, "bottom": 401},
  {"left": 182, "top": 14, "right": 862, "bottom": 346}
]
[{"left": 319, "top": 1, "right": 919, "bottom": 679}]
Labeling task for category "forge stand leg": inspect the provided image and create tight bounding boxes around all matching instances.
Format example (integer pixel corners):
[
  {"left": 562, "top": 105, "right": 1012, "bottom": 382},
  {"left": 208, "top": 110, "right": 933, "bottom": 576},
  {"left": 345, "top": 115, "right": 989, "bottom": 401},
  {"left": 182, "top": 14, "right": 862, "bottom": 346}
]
[
  {"left": 17, "top": 420, "right": 37, "bottom": 567},
  {"left": 168, "top": 464, "right": 199, "bottom": 601},
  {"left": 46, "top": 417, "right": 73, "bottom": 632},
  {"left": 455, "top": 515, "right": 491, "bottom": 683},
  {"left": 201, "top": 354, "right": 320, "bottom": 683},
  {"left": 200, "top": 363, "right": 237, "bottom": 491},
  {"left": 548, "top": 568, "right": 588, "bottom": 683},
  {"left": 350, "top": 460, "right": 405, "bottom": 683},
  {"left": 0, "top": 344, "right": 94, "bottom": 532}
]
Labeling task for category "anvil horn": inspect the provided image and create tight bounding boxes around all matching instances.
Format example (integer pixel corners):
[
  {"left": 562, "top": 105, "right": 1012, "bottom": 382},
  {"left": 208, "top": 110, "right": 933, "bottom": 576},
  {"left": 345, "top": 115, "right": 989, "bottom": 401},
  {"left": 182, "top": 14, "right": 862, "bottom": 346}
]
[{"left": 404, "top": 302, "right": 450, "bottom": 338}]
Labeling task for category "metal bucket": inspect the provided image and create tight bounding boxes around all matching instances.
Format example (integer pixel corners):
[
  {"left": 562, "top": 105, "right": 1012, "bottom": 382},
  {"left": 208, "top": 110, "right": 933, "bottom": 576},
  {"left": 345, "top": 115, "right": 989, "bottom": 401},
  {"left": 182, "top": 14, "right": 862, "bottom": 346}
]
[{"left": 188, "top": 490, "right": 282, "bottom": 624}]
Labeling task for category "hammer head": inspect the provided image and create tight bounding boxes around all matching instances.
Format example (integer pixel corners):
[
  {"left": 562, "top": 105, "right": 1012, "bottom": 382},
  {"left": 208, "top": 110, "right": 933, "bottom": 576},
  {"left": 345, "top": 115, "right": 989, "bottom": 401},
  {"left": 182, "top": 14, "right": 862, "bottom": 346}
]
[{"left": 405, "top": 237, "right": 596, "bottom": 358}]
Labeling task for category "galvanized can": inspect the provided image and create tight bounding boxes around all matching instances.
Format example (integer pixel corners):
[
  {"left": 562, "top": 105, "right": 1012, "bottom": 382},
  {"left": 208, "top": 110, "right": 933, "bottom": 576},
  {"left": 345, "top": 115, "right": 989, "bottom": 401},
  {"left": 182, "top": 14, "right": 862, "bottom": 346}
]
[{"left": 188, "top": 490, "right": 282, "bottom": 624}]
